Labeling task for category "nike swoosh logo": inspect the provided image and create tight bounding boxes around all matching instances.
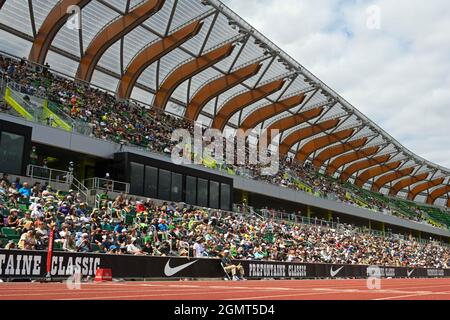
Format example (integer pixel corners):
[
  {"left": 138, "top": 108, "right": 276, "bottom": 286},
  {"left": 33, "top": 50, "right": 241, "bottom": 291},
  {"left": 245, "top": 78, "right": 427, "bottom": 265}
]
[
  {"left": 330, "top": 266, "right": 344, "bottom": 277},
  {"left": 164, "top": 259, "right": 198, "bottom": 277},
  {"left": 407, "top": 269, "right": 414, "bottom": 277}
]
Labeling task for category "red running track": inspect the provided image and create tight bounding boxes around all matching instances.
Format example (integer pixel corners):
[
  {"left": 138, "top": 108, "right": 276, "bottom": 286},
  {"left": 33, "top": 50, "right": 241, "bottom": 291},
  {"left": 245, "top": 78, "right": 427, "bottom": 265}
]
[{"left": 1, "top": 278, "right": 450, "bottom": 300}]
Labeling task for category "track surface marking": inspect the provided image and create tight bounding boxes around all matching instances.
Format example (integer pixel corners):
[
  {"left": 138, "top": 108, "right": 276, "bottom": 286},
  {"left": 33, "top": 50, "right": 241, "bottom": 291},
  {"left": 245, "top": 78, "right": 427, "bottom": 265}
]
[{"left": 1, "top": 278, "right": 450, "bottom": 300}]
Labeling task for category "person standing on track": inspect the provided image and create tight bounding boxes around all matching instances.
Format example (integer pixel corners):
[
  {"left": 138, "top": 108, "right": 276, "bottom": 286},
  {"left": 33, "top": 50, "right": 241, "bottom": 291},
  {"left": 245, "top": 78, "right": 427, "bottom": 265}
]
[{"left": 221, "top": 250, "right": 245, "bottom": 281}]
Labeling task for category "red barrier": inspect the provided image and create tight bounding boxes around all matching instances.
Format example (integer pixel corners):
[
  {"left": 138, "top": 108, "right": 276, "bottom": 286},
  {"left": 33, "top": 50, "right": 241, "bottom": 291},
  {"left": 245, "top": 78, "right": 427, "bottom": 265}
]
[
  {"left": 45, "top": 228, "right": 55, "bottom": 279},
  {"left": 94, "top": 268, "right": 112, "bottom": 282}
]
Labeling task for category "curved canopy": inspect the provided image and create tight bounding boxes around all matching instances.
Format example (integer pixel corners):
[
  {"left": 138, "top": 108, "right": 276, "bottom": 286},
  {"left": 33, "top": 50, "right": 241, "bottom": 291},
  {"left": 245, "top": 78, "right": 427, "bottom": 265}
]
[
  {"left": 427, "top": 185, "right": 450, "bottom": 205},
  {"left": 28, "top": 0, "right": 92, "bottom": 64},
  {"left": 407, "top": 178, "right": 445, "bottom": 201},
  {"left": 296, "top": 128, "right": 355, "bottom": 162},
  {"left": 279, "top": 119, "right": 340, "bottom": 156},
  {"left": 185, "top": 62, "right": 262, "bottom": 120},
  {"left": 371, "top": 167, "right": 415, "bottom": 193},
  {"left": 354, "top": 161, "right": 402, "bottom": 188},
  {"left": 76, "top": 0, "right": 165, "bottom": 81},
  {"left": 262, "top": 106, "right": 325, "bottom": 142},
  {"left": 326, "top": 146, "right": 380, "bottom": 176},
  {"left": 211, "top": 79, "right": 286, "bottom": 130},
  {"left": 154, "top": 42, "right": 236, "bottom": 110},
  {"left": 340, "top": 154, "right": 392, "bottom": 183},
  {"left": 1, "top": 0, "right": 449, "bottom": 207},
  {"left": 117, "top": 20, "right": 204, "bottom": 99},
  {"left": 239, "top": 94, "right": 305, "bottom": 131},
  {"left": 389, "top": 172, "right": 430, "bottom": 197},
  {"left": 312, "top": 137, "right": 368, "bottom": 168}
]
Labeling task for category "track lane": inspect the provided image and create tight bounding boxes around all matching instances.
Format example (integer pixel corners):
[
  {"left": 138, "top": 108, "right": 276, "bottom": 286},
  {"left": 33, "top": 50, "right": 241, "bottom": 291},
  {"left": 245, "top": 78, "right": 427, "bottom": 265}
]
[{"left": 1, "top": 278, "right": 450, "bottom": 300}]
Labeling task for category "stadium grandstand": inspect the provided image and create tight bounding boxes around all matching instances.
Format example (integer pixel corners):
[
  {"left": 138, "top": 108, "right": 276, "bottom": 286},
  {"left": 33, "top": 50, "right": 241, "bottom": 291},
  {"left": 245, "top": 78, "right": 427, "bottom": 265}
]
[{"left": 0, "top": 0, "right": 449, "bottom": 301}]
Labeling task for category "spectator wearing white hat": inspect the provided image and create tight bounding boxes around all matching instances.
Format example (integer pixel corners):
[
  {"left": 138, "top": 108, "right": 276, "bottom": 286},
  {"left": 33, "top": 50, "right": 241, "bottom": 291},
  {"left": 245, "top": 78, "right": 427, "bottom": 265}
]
[
  {"left": 5, "top": 240, "right": 16, "bottom": 250},
  {"left": 76, "top": 233, "right": 91, "bottom": 252},
  {"left": 193, "top": 237, "right": 207, "bottom": 258},
  {"left": 118, "top": 228, "right": 128, "bottom": 247},
  {"left": 18, "top": 230, "right": 36, "bottom": 250},
  {"left": 63, "top": 233, "right": 77, "bottom": 252},
  {"left": 127, "top": 238, "right": 144, "bottom": 255}
]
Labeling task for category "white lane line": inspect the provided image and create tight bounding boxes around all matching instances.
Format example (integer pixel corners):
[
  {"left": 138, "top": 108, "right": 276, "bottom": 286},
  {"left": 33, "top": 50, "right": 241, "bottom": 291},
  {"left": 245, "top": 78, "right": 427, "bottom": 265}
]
[
  {"left": 227, "top": 291, "right": 349, "bottom": 300},
  {"left": 0, "top": 287, "right": 218, "bottom": 297},
  {"left": 57, "top": 289, "right": 260, "bottom": 300},
  {"left": 373, "top": 292, "right": 437, "bottom": 300}
]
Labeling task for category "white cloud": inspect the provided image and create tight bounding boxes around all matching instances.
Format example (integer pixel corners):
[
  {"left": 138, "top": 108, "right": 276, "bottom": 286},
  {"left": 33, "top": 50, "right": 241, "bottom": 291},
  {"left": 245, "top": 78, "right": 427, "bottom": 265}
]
[{"left": 223, "top": 0, "right": 450, "bottom": 168}]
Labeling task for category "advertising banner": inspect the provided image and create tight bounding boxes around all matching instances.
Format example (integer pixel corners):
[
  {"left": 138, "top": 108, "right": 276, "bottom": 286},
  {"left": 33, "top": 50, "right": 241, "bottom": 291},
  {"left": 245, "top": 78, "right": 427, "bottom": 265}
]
[{"left": 0, "top": 249, "right": 449, "bottom": 280}]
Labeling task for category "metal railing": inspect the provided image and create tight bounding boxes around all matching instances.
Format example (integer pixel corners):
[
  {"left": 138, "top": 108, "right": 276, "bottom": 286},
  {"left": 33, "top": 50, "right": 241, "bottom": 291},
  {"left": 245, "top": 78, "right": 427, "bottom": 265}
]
[
  {"left": 26, "top": 164, "right": 89, "bottom": 204},
  {"left": 255, "top": 207, "right": 450, "bottom": 247},
  {"left": 83, "top": 177, "right": 130, "bottom": 194},
  {"left": 27, "top": 164, "right": 72, "bottom": 184}
]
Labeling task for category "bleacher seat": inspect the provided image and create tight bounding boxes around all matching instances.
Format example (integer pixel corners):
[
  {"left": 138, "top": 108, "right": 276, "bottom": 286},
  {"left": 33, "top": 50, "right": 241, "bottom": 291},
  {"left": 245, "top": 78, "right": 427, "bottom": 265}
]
[
  {"left": 1, "top": 227, "right": 19, "bottom": 237},
  {"left": 54, "top": 241, "right": 63, "bottom": 251},
  {"left": 91, "top": 243, "right": 101, "bottom": 253}
]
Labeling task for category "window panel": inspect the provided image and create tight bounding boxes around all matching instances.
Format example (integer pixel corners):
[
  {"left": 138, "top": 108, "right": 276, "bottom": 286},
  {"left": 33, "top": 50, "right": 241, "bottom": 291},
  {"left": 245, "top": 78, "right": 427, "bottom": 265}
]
[
  {"left": 197, "top": 178, "right": 208, "bottom": 207},
  {"left": 209, "top": 180, "right": 219, "bottom": 209},
  {"left": 185, "top": 176, "right": 197, "bottom": 205},
  {"left": 220, "top": 183, "right": 231, "bottom": 211},
  {"left": 171, "top": 172, "right": 182, "bottom": 202},
  {"left": 129, "top": 162, "right": 144, "bottom": 195},
  {"left": 158, "top": 169, "right": 171, "bottom": 201},
  {"left": 0, "top": 132, "right": 25, "bottom": 175},
  {"left": 144, "top": 166, "right": 158, "bottom": 198}
]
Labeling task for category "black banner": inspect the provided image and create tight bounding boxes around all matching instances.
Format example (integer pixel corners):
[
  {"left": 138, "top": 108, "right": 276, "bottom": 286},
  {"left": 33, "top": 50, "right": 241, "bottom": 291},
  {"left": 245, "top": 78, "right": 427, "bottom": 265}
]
[{"left": 0, "top": 249, "right": 449, "bottom": 280}]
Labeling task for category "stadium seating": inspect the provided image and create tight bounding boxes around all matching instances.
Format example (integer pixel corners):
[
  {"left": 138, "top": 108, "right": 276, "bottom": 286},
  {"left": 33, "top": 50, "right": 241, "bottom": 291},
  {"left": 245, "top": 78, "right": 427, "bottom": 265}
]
[
  {"left": 1, "top": 172, "right": 449, "bottom": 267},
  {"left": 1, "top": 53, "right": 450, "bottom": 268},
  {"left": 1, "top": 52, "right": 449, "bottom": 231}
]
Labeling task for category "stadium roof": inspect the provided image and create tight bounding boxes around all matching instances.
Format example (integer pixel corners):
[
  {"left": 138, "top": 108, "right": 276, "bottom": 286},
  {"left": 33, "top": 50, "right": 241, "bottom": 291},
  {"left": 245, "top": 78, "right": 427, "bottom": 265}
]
[{"left": 0, "top": 0, "right": 449, "bottom": 207}]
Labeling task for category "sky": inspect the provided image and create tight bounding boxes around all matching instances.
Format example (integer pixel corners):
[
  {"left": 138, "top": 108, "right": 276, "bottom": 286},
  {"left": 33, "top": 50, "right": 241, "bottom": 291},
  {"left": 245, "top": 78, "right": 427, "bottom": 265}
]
[{"left": 223, "top": 0, "right": 450, "bottom": 168}]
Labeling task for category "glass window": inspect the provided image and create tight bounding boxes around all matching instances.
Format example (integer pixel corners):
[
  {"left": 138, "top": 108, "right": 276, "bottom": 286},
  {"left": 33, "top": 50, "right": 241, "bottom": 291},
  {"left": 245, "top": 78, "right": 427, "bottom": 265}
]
[
  {"left": 0, "top": 131, "right": 24, "bottom": 175},
  {"left": 209, "top": 181, "right": 220, "bottom": 209},
  {"left": 158, "top": 169, "right": 171, "bottom": 201},
  {"left": 144, "top": 166, "right": 158, "bottom": 198},
  {"left": 197, "top": 178, "right": 208, "bottom": 207},
  {"left": 220, "top": 183, "right": 231, "bottom": 210},
  {"left": 171, "top": 172, "right": 182, "bottom": 202},
  {"left": 185, "top": 176, "right": 197, "bottom": 205},
  {"left": 129, "top": 162, "right": 144, "bottom": 195}
]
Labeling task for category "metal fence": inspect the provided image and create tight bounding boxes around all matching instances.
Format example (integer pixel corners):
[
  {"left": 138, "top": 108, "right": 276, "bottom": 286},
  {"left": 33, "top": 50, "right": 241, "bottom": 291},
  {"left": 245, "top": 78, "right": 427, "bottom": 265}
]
[
  {"left": 26, "top": 164, "right": 89, "bottom": 204},
  {"left": 27, "top": 164, "right": 72, "bottom": 185},
  {"left": 255, "top": 207, "right": 450, "bottom": 247},
  {"left": 83, "top": 177, "right": 130, "bottom": 194}
]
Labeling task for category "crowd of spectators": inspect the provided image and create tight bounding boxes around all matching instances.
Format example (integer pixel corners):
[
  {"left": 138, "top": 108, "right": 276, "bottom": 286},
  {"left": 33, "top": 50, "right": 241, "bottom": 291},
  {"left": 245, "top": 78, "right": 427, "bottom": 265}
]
[
  {"left": 0, "top": 53, "right": 448, "bottom": 229},
  {"left": 1, "top": 172, "right": 449, "bottom": 268}
]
